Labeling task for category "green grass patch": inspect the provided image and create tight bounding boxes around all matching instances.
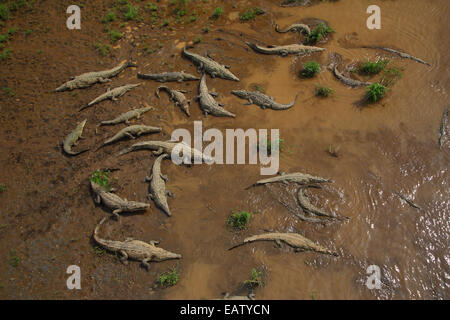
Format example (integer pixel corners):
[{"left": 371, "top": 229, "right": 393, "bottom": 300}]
[
  {"left": 315, "top": 86, "right": 334, "bottom": 97},
  {"left": 240, "top": 8, "right": 265, "bottom": 21},
  {"left": 124, "top": 4, "right": 140, "bottom": 21},
  {"left": 0, "top": 34, "right": 7, "bottom": 42},
  {"left": 9, "top": 250, "right": 19, "bottom": 268},
  {"left": 155, "top": 267, "right": 179, "bottom": 288},
  {"left": 102, "top": 10, "right": 117, "bottom": 23},
  {"left": 0, "top": 48, "right": 11, "bottom": 60},
  {"left": 0, "top": 184, "right": 6, "bottom": 193},
  {"left": 3, "top": 87, "right": 14, "bottom": 97},
  {"left": 24, "top": 29, "right": 32, "bottom": 36},
  {"left": 93, "top": 245, "right": 105, "bottom": 256},
  {"left": 301, "top": 61, "right": 321, "bottom": 78},
  {"left": 243, "top": 268, "right": 265, "bottom": 289},
  {"left": 91, "top": 170, "right": 111, "bottom": 191},
  {"left": 305, "top": 23, "right": 335, "bottom": 45},
  {"left": 109, "top": 29, "right": 123, "bottom": 43},
  {"left": 0, "top": 4, "right": 10, "bottom": 21},
  {"left": 365, "top": 83, "right": 386, "bottom": 103},
  {"left": 211, "top": 7, "right": 223, "bottom": 19},
  {"left": 258, "top": 136, "right": 284, "bottom": 155},
  {"left": 94, "top": 41, "right": 111, "bottom": 56},
  {"left": 358, "top": 59, "right": 389, "bottom": 75},
  {"left": 227, "top": 211, "right": 251, "bottom": 230},
  {"left": 194, "top": 36, "right": 201, "bottom": 44}
]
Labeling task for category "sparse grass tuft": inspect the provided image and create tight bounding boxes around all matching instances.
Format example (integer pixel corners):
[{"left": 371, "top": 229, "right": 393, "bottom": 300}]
[
  {"left": 380, "top": 67, "right": 403, "bottom": 87},
  {"left": 365, "top": 83, "right": 386, "bottom": 103},
  {"left": 0, "top": 48, "right": 11, "bottom": 60},
  {"left": 315, "top": 86, "right": 334, "bottom": 97},
  {"left": 194, "top": 36, "right": 201, "bottom": 44},
  {"left": 109, "top": 29, "right": 123, "bottom": 43},
  {"left": 211, "top": 7, "right": 223, "bottom": 19},
  {"left": 240, "top": 8, "right": 265, "bottom": 21},
  {"left": 243, "top": 268, "right": 265, "bottom": 289},
  {"left": 301, "top": 61, "right": 321, "bottom": 78},
  {"left": 0, "top": 183, "right": 6, "bottom": 193},
  {"left": 227, "top": 211, "right": 251, "bottom": 230},
  {"left": 156, "top": 267, "right": 179, "bottom": 288},
  {"left": 94, "top": 41, "right": 111, "bottom": 56},
  {"left": 93, "top": 245, "right": 105, "bottom": 256},
  {"left": 3, "top": 87, "right": 14, "bottom": 97},
  {"left": 102, "top": 10, "right": 117, "bottom": 23},
  {"left": 9, "top": 250, "right": 19, "bottom": 267},
  {"left": 124, "top": 4, "right": 140, "bottom": 21},
  {"left": 305, "top": 23, "right": 335, "bottom": 45}
]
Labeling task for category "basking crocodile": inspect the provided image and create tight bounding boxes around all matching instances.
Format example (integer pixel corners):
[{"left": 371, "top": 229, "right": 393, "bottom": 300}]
[
  {"left": 231, "top": 90, "right": 298, "bottom": 110},
  {"left": 80, "top": 83, "right": 141, "bottom": 111},
  {"left": 94, "top": 217, "right": 181, "bottom": 270},
  {"left": 439, "top": 108, "right": 448, "bottom": 149},
  {"left": 198, "top": 74, "right": 236, "bottom": 118},
  {"left": 118, "top": 140, "right": 213, "bottom": 164},
  {"left": 332, "top": 65, "right": 372, "bottom": 87},
  {"left": 156, "top": 86, "right": 191, "bottom": 117},
  {"left": 99, "top": 106, "right": 153, "bottom": 126},
  {"left": 297, "top": 188, "right": 337, "bottom": 219},
  {"left": 215, "top": 293, "right": 256, "bottom": 300},
  {"left": 90, "top": 181, "right": 150, "bottom": 219},
  {"left": 55, "top": 61, "right": 136, "bottom": 92},
  {"left": 246, "top": 42, "right": 325, "bottom": 56},
  {"left": 247, "top": 171, "right": 333, "bottom": 189},
  {"left": 229, "top": 232, "right": 337, "bottom": 256},
  {"left": 275, "top": 23, "right": 311, "bottom": 35},
  {"left": 145, "top": 154, "right": 173, "bottom": 217},
  {"left": 63, "top": 119, "right": 89, "bottom": 156},
  {"left": 138, "top": 71, "right": 199, "bottom": 82},
  {"left": 363, "top": 46, "right": 431, "bottom": 66},
  {"left": 97, "top": 125, "right": 162, "bottom": 150},
  {"left": 182, "top": 47, "right": 240, "bottom": 81}
]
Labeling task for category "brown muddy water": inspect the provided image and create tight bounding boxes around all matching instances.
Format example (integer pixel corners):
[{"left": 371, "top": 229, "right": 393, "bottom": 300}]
[{"left": 0, "top": 0, "right": 448, "bottom": 300}]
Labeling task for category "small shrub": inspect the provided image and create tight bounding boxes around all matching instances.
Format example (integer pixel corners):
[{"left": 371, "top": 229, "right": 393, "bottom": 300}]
[
  {"left": 94, "top": 41, "right": 111, "bottom": 56},
  {"left": 305, "top": 23, "right": 335, "bottom": 45},
  {"left": 227, "top": 211, "right": 251, "bottom": 230},
  {"left": 315, "top": 86, "right": 334, "bottom": 97},
  {"left": 243, "top": 268, "right": 265, "bottom": 288},
  {"left": 365, "top": 83, "right": 386, "bottom": 103},
  {"left": 301, "top": 61, "right": 321, "bottom": 78},
  {"left": 156, "top": 267, "right": 179, "bottom": 288},
  {"left": 124, "top": 4, "right": 140, "bottom": 21},
  {"left": 211, "top": 7, "right": 223, "bottom": 19},
  {"left": 240, "top": 8, "right": 265, "bottom": 21}
]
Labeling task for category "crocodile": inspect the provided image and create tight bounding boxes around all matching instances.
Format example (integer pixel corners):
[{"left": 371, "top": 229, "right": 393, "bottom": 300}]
[
  {"left": 137, "top": 71, "right": 200, "bottom": 82},
  {"left": 97, "top": 125, "right": 162, "bottom": 150},
  {"left": 331, "top": 65, "right": 372, "bottom": 87},
  {"left": 394, "top": 192, "right": 422, "bottom": 210},
  {"left": 198, "top": 74, "right": 236, "bottom": 118},
  {"left": 90, "top": 181, "right": 150, "bottom": 219},
  {"left": 94, "top": 217, "right": 181, "bottom": 270},
  {"left": 55, "top": 61, "right": 136, "bottom": 92},
  {"left": 182, "top": 47, "right": 240, "bottom": 81},
  {"left": 297, "top": 188, "right": 337, "bottom": 219},
  {"left": 275, "top": 23, "right": 311, "bottom": 35},
  {"left": 99, "top": 106, "right": 153, "bottom": 126},
  {"left": 80, "top": 83, "right": 141, "bottom": 111},
  {"left": 246, "top": 42, "right": 325, "bottom": 57},
  {"left": 62, "top": 119, "right": 89, "bottom": 156},
  {"left": 247, "top": 171, "right": 333, "bottom": 189},
  {"left": 118, "top": 140, "right": 213, "bottom": 164},
  {"left": 439, "top": 108, "right": 449, "bottom": 149},
  {"left": 145, "top": 154, "right": 173, "bottom": 217},
  {"left": 229, "top": 232, "right": 337, "bottom": 256},
  {"left": 156, "top": 86, "right": 191, "bottom": 117},
  {"left": 231, "top": 90, "right": 298, "bottom": 110},
  {"left": 362, "top": 46, "right": 431, "bottom": 66},
  {"left": 215, "top": 293, "right": 256, "bottom": 300}
]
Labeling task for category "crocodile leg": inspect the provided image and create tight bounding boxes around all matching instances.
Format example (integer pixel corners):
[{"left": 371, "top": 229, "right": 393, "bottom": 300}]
[
  {"left": 166, "top": 190, "right": 174, "bottom": 198},
  {"left": 141, "top": 258, "right": 152, "bottom": 271},
  {"left": 152, "top": 148, "right": 164, "bottom": 156},
  {"left": 150, "top": 240, "right": 160, "bottom": 246},
  {"left": 125, "top": 132, "right": 135, "bottom": 139},
  {"left": 160, "top": 174, "right": 168, "bottom": 182},
  {"left": 119, "top": 250, "right": 129, "bottom": 265},
  {"left": 144, "top": 174, "right": 153, "bottom": 182},
  {"left": 95, "top": 195, "right": 101, "bottom": 204}
]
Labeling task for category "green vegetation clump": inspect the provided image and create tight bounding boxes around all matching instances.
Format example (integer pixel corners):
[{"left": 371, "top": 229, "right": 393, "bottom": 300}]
[
  {"left": 365, "top": 83, "right": 386, "bottom": 103},
  {"left": 243, "top": 268, "right": 265, "bottom": 288},
  {"left": 93, "top": 245, "right": 105, "bottom": 256},
  {"left": 0, "top": 183, "right": 6, "bottom": 193},
  {"left": 9, "top": 250, "right": 19, "bottom": 267},
  {"left": 0, "top": 48, "right": 11, "bottom": 60},
  {"left": 240, "top": 8, "right": 265, "bottom": 21},
  {"left": 156, "top": 267, "right": 179, "bottom": 288},
  {"left": 102, "top": 10, "right": 117, "bottom": 23},
  {"left": 301, "top": 61, "right": 321, "bottom": 78},
  {"left": 227, "top": 211, "right": 251, "bottom": 230},
  {"left": 193, "top": 36, "right": 201, "bottom": 44},
  {"left": 358, "top": 59, "right": 389, "bottom": 75},
  {"left": 124, "top": 4, "right": 140, "bottom": 21},
  {"left": 211, "top": 7, "right": 223, "bottom": 19},
  {"left": 305, "top": 23, "right": 335, "bottom": 45},
  {"left": 315, "top": 86, "right": 334, "bottom": 97},
  {"left": 109, "top": 29, "right": 123, "bottom": 43},
  {"left": 0, "top": 4, "right": 10, "bottom": 21},
  {"left": 91, "top": 170, "right": 111, "bottom": 191},
  {"left": 94, "top": 41, "right": 111, "bottom": 56}
]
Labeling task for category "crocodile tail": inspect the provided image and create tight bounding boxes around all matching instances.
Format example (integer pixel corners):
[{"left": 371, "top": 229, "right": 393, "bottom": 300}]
[
  {"left": 228, "top": 242, "right": 246, "bottom": 251},
  {"left": 126, "top": 61, "right": 137, "bottom": 68},
  {"left": 275, "top": 24, "right": 281, "bottom": 32},
  {"left": 64, "top": 147, "right": 90, "bottom": 156},
  {"left": 94, "top": 217, "right": 108, "bottom": 244},
  {"left": 155, "top": 86, "right": 169, "bottom": 99}
]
